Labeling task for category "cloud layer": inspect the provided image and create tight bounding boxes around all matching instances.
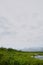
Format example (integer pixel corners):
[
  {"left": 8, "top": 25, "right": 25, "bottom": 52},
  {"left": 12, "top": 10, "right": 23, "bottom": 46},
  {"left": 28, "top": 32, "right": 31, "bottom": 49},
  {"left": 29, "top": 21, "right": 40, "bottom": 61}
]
[{"left": 0, "top": 0, "right": 43, "bottom": 49}]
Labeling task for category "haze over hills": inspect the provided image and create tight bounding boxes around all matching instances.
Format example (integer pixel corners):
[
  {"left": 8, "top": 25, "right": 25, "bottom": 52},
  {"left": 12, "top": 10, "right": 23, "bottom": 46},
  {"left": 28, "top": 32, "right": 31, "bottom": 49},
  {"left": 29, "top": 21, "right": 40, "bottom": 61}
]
[{"left": 22, "top": 47, "right": 43, "bottom": 52}]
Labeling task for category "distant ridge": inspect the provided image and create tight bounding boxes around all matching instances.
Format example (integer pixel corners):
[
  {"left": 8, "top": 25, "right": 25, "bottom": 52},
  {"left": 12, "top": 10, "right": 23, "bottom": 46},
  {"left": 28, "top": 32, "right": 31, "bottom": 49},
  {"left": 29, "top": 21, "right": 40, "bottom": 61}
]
[{"left": 22, "top": 47, "right": 43, "bottom": 52}]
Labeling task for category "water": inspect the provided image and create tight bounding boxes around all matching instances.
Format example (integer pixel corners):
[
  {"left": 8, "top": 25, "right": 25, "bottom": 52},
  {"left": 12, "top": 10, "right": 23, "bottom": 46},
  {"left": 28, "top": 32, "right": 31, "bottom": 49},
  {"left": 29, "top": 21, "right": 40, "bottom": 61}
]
[{"left": 34, "top": 55, "right": 43, "bottom": 60}]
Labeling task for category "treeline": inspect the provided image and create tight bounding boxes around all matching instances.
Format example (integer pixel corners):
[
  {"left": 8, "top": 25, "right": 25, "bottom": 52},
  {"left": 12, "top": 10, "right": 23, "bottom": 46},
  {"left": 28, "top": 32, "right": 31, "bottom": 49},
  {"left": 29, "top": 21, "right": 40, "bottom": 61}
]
[{"left": 0, "top": 47, "right": 18, "bottom": 51}]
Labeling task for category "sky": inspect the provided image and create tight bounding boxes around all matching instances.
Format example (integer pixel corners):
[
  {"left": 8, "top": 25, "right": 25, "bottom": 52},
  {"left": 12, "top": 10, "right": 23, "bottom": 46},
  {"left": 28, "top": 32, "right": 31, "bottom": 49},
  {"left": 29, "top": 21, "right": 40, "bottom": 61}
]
[{"left": 0, "top": 0, "right": 43, "bottom": 49}]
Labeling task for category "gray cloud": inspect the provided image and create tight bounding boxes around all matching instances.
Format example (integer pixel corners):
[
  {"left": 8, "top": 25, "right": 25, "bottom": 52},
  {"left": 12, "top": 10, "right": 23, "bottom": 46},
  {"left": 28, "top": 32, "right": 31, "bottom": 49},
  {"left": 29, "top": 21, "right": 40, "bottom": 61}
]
[{"left": 0, "top": 0, "right": 43, "bottom": 49}]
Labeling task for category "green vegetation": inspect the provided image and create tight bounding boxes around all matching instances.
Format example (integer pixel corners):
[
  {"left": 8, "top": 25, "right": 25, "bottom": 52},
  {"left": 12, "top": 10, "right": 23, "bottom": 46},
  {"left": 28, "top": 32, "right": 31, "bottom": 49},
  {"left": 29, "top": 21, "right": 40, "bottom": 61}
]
[{"left": 0, "top": 47, "right": 43, "bottom": 65}]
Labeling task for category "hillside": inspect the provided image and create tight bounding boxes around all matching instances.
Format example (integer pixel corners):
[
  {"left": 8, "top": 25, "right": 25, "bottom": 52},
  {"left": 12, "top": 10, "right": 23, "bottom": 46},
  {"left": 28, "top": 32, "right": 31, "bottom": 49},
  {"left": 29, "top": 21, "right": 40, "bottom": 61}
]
[{"left": 22, "top": 47, "right": 43, "bottom": 52}]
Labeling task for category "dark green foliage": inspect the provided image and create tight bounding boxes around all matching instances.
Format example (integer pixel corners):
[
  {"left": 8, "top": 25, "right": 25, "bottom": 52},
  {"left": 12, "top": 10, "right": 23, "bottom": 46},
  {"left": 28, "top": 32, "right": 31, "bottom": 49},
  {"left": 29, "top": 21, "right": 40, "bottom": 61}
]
[
  {"left": 14, "top": 60, "right": 20, "bottom": 65},
  {"left": 0, "top": 54, "right": 4, "bottom": 59},
  {"left": 0, "top": 47, "right": 43, "bottom": 65},
  {"left": 7, "top": 48, "right": 15, "bottom": 52}
]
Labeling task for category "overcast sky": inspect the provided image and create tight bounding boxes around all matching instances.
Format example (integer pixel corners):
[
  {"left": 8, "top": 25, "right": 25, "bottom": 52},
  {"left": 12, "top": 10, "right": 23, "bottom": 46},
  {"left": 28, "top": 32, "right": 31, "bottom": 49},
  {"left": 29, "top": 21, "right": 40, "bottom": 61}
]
[{"left": 0, "top": 0, "right": 43, "bottom": 49}]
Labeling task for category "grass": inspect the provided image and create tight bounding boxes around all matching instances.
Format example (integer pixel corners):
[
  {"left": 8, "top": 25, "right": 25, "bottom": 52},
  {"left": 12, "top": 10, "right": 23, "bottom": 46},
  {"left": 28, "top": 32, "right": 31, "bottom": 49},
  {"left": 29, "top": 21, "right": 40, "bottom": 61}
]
[{"left": 0, "top": 47, "right": 43, "bottom": 65}]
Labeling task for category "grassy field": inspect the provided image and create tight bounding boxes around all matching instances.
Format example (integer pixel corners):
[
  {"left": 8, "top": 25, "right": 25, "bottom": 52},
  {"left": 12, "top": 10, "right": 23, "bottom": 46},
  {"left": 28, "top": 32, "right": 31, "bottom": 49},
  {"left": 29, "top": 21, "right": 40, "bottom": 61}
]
[{"left": 0, "top": 47, "right": 43, "bottom": 65}]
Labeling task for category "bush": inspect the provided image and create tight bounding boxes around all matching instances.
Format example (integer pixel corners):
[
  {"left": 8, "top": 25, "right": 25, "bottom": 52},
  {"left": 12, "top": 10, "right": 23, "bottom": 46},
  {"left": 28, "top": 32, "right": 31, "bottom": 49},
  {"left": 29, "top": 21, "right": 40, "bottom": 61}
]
[{"left": 14, "top": 60, "right": 20, "bottom": 65}]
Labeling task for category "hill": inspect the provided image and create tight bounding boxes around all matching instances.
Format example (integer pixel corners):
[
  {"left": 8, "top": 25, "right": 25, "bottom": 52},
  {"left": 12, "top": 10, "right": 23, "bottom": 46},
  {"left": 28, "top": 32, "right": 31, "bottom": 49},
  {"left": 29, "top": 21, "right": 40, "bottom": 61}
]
[{"left": 22, "top": 47, "right": 43, "bottom": 52}]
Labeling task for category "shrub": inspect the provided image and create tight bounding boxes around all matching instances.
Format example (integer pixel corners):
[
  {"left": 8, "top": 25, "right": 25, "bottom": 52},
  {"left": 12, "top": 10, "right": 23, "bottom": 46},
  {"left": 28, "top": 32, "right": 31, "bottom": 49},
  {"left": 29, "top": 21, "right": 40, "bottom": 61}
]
[{"left": 14, "top": 60, "right": 20, "bottom": 65}]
